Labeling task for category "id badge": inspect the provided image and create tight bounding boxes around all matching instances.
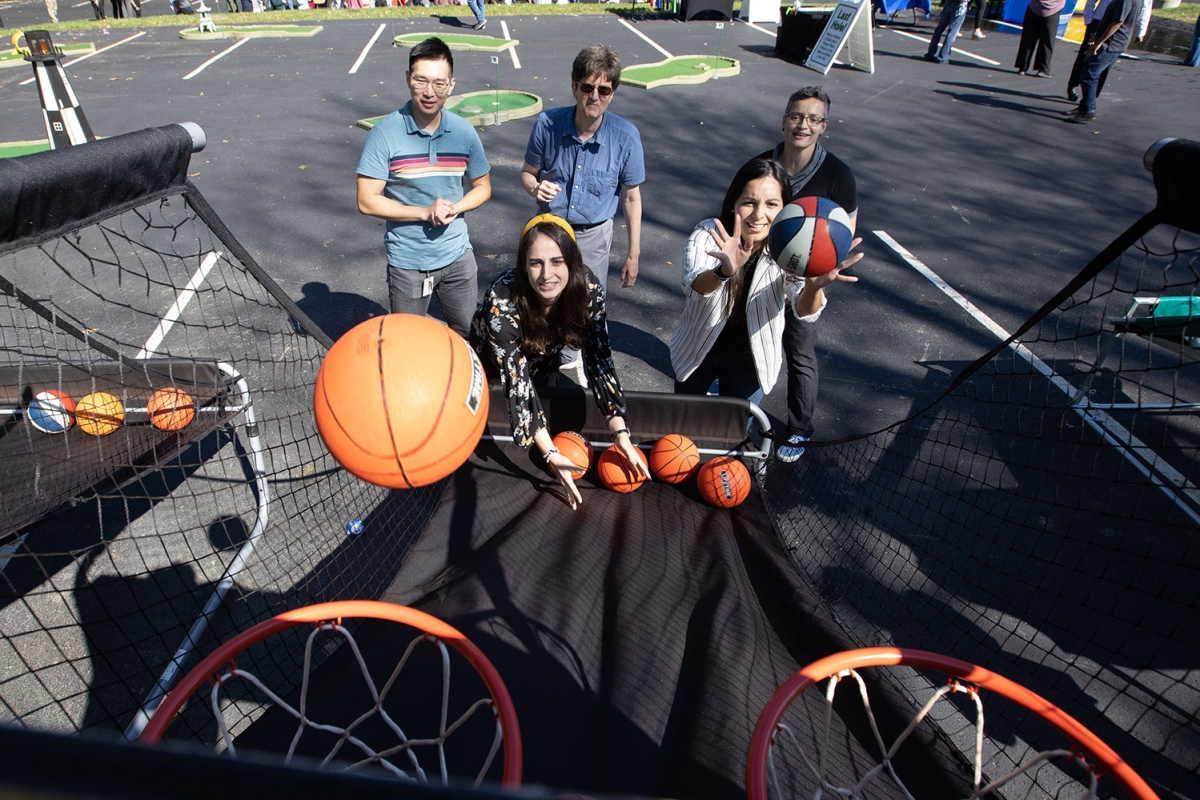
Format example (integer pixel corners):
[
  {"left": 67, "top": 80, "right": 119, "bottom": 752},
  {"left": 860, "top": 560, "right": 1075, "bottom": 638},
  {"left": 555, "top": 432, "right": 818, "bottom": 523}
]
[{"left": 422, "top": 275, "right": 434, "bottom": 298}]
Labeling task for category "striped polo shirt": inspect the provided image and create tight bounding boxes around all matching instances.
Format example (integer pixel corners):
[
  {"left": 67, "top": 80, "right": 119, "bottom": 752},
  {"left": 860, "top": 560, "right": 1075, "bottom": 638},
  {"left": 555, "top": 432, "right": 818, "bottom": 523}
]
[{"left": 357, "top": 101, "right": 491, "bottom": 271}]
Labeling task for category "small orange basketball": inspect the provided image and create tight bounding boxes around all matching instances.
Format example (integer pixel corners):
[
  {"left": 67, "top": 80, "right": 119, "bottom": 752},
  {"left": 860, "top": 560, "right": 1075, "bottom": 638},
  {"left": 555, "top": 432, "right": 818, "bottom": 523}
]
[
  {"left": 76, "top": 391, "right": 124, "bottom": 436},
  {"left": 696, "top": 456, "right": 751, "bottom": 508},
  {"left": 552, "top": 431, "right": 592, "bottom": 473},
  {"left": 596, "top": 446, "right": 649, "bottom": 494},
  {"left": 314, "top": 314, "right": 490, "bottom": 489},
  {"left": 148, "top": 388, "right": 196, "bottom": 431},
  {"left": 648, "top": 434, "right": 700, "bottom": 484}
]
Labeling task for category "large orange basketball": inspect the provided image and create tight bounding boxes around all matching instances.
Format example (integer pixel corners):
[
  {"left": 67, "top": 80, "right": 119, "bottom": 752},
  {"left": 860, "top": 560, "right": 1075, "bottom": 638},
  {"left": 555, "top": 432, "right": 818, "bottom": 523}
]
[
  {"left": 596, "top": 446, "right": 648, "bottom": 494},
  {"left": 148, "top": 387, "right": 196, "bottom": 431},
  {"left": 314, "top": 314, "right": 489, "bottom": 489},
  {"left": 552, "top": 431, "right": 592, "bottom": 473},
  {"left": 76, "top": 391, "right": 124, "bottom": 436},
  {"left": 696, "top": 456, "right": 751, "bottom": 508},
  {"left": 648, "top": 434, "right": 700, "bottom": 484}
]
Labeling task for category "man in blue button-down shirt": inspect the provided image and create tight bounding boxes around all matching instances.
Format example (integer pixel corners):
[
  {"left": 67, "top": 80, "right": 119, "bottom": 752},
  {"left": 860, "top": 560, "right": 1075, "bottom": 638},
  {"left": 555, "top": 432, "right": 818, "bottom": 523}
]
[{"left": 520, "top": 45, "right": 645, "bottom": 294}]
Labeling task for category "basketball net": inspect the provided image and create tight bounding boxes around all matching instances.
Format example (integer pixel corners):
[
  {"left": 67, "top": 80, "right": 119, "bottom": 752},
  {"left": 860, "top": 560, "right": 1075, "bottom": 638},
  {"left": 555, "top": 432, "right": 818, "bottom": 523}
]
[{"left": 196, "top": 620, "right": 505, "bottom": 786}]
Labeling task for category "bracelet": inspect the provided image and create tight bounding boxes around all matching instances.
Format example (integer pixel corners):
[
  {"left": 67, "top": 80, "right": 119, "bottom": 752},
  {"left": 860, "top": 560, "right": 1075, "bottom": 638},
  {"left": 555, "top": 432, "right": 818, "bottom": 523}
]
[
  {"left": 611, "top": 428, "right": 630, "bottom": 441},
  {"left": 540, "top": 446, "right": 560, "bottom": 463},
  {"left": 712, "top": 266, "right": 733, "bottom": 282}
]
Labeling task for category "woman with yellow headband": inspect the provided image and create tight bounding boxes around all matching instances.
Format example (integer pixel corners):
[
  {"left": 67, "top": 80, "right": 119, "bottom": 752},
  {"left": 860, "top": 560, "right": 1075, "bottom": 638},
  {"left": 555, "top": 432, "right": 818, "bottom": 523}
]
[{"left": 470, "top": 214, "right": 647, "bottom": 510}]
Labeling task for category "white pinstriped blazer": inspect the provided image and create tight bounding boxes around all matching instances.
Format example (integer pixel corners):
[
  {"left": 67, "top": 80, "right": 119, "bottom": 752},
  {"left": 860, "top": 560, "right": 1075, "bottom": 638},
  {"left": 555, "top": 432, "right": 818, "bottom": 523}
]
[{"left": 669, "top": 219, "right": 825, "bottom": 394}]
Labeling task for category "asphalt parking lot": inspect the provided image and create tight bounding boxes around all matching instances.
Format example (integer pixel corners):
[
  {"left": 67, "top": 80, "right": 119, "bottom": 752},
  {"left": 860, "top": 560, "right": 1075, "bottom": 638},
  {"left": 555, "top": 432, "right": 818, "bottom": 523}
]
[{"left": 2, "top": 2, "right": 1199, "bottom": 441}]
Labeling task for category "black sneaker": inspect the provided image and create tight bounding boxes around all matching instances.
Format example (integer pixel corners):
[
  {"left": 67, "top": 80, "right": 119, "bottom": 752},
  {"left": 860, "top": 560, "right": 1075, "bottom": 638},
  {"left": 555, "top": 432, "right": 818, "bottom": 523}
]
[
  {"left": 776, "top": 434, "right": 807, "bottom": 463},
  {"left": 1065, "top": 110, "right": 1096, "bottom": 123},
  {"left": 473, "top": 19, "right": 486, "bottom": 29},
  {"left": 1066, "top": 87, "right": 1079, "bottom": 102}
]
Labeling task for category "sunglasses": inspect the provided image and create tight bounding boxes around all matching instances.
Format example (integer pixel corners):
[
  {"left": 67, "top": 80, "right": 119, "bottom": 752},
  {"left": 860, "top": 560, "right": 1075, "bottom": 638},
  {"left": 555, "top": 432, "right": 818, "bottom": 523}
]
[{"left": 577, "top": 81, "right": 614, "bottom": 98}]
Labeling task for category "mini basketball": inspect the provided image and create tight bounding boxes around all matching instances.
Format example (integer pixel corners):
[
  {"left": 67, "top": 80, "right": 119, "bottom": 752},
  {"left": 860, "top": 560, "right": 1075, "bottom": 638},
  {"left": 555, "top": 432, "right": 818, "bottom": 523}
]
[
  {"left": 76, "top": 391, "right": 124, "bottom": 436},
  {"left": 767, "top": 196, "right": 854, "bottom": 278},
  {"left": 649, "top": 434, "right": 700, "bottom": 485},
  {"left": 697, "top": 456, "right": 751, "bottom": 509},
  {"left": 27, "top": 390, "right": 76, "bottom": 434},
  {"left": 597, "top": 446, "right": 649, "bottom": 494},
  {"left": 552, "top": 431, "right": 592, "bottom": 473},
  {"left": 148, "top": 387, "right": 196, "bottom": 431},
  {"left": 314, "top": 314, "right": 489, "bottom": 490}
]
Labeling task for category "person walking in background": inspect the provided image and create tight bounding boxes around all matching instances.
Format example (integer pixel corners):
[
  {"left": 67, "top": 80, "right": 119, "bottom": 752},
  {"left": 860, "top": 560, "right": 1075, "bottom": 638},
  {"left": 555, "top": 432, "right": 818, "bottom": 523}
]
[
  {"left": 466, "top": 0, "right": 486, "bottom": 29},
  {"left": 1015, "top": 0, "right": 1067, "bottom": 77},
  {"left": 1185, "top": 11, "right": 1200, "bottom": 66},
  {"left": 1067, "top": 0, "right": 1112, "bottom": 101},
  {"left": 1066, "top": 0, "right": 1139, "bottom": 122},
  {"left": 924, "top": 0, "right": 969, "bottom": 64},
  {"left": 356, "top": 37, "right": 492, "bottom": 337},
  {"left": 970, "top": 0, "right": 988, "bottom": 39},
  {"left": 44, "top": 0, "right": 58, "bottom": 22}
]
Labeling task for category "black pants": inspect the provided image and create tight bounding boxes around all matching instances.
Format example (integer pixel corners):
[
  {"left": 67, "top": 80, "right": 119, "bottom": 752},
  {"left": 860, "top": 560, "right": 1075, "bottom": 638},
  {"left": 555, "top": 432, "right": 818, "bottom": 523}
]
[
  {"left": 783, "top": 311, "right": 819, "bottom": 438},
  {"left": 1015, "top": 8, "right": 1056, "bottom": 73}
]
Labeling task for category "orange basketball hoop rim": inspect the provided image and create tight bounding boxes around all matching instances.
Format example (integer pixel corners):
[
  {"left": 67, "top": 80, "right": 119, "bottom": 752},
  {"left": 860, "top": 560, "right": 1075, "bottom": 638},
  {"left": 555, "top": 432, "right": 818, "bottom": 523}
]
[
  {"left": 139, "top": 600, "right": 523, "bottom": 789},
  {"left": 747, "top": 647, "right": 1159, "bottom": 800}
]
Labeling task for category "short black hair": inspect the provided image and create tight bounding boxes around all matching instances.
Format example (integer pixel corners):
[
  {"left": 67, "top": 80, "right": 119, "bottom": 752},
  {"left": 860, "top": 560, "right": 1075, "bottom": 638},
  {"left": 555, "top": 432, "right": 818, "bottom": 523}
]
[
  {"left": 786, "top": 86, "right": 831, "bottom": 115},
  {"left": 571, "top": 45, "right": 622, "bottom": 90},
  {"left": 409, "top": 37, "right": 454, "bottom": 76}
]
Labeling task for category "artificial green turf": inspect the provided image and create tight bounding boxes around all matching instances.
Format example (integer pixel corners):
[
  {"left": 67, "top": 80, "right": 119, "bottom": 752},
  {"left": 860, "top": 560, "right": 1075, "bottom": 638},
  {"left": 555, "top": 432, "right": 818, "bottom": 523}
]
[
  {"left": 622, "top": 55, "right": 737, "bottom": 82},
  {"left": 0, "top": 42, "right": 95, "bottom": 66},
  {"left": 0, "top": 141, "right": 52, "bottom": 159},
  {"left": 448, "top": 92, "right": 537, "bottom": 115}
]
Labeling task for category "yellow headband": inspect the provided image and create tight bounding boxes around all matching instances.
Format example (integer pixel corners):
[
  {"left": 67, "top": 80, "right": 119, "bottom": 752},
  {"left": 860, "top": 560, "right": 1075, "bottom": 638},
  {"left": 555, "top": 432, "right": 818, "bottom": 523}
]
[{"left": 521, "top": 214, "right": 576, "bottom": 244}]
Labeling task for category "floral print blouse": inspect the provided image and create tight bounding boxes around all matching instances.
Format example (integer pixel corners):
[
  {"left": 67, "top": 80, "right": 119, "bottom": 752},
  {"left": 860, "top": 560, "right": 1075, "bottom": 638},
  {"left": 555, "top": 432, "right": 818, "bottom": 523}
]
[{"left": 470, "top": 268, "right": 628, "bottom": 447}]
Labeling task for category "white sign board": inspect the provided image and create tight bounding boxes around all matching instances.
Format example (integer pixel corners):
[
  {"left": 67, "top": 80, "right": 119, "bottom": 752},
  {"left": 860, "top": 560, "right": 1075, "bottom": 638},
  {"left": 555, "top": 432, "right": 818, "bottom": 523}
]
[{"left": 805, "top": 0, "right": 874, "bottom": 75}]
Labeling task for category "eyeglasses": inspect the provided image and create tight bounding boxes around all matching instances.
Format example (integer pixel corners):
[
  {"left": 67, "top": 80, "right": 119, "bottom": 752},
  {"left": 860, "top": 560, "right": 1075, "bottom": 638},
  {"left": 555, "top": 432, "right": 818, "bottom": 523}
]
[
  {"left": 410, "top": 75, "right": 452, "bottom": 94},
  {"left": 576, "top": 81, "right": 614, "bottom": 97},
  {"left": 785, "top": 113, "right": 827, "bottom": 126}
]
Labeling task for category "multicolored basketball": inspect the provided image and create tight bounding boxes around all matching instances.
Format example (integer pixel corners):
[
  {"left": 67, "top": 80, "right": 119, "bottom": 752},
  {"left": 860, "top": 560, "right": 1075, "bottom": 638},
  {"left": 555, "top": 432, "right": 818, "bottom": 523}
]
[
  {"left": 648, "top": 434, "right": 700, "bottom": 484},
  {"left": 552, "top": 431, "right": 593, "bottom": 473},
  {"left": 76, "top": 391, "right": 125, "bottom": 436},
  {"left": 597, "top": 446, "right": 649, "bottom": 494},
  {"left": 27, "top": 390, "right": 76, "bottom": 434},
  {"left": 148, "top": 388, "right": 196, "bottom": 431},
  {"left": 696, "top": 456, "right": 751, "bottom": 509},
  {"left": 314, "top": 314, "right": 489, "bottom": 489},
  {"left": 767, "top": 196, "right": 854, "bottom": 278}
]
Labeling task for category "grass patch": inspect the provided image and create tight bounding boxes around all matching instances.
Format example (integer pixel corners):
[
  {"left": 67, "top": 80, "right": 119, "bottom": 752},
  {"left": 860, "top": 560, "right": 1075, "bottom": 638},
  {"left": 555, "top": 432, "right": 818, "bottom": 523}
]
[{"left": 1152, "top": 2, "right": 1199, "bottom": 23}]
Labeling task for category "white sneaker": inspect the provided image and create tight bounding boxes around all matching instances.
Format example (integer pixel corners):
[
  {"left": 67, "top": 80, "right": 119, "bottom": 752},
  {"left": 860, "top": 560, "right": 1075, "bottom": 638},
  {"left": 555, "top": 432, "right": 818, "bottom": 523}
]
[
  {"left": 776, "top": 434, "right": 807, "bottom": 463},
  {"left": 559, "top": 357, "right": 588, "bottom": 388},
  {"left": 972, "top": 28, "right": 986, "bottom": 39}
]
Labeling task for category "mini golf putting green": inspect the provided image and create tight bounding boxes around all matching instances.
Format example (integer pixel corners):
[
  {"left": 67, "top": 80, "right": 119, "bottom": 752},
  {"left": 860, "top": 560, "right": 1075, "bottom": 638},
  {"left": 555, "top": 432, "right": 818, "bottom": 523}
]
[
  {"left": 357, "top": 90, "right": 541, "bottom": 130},
  {"left": 180, "top": 24, "right": 323, "bottom": 40},
  {"left": 1, "top": 42, "right": 96, "bottom": 69},
  {"left": 620, "top": 55, "right": 739, "bottom": 90},
  {"left": 392, "top": 32, "right": 517, "bottom": 53},
  {"left": 0, "top": 140, "right": 52, "bottom": 159}
]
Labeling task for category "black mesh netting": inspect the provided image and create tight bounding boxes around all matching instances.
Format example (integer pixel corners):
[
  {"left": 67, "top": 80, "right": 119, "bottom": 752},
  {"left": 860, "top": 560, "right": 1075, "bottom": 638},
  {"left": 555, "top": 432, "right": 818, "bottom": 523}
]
[{"left": 0, "top": 128, "right": 1197, "bottom": 800}]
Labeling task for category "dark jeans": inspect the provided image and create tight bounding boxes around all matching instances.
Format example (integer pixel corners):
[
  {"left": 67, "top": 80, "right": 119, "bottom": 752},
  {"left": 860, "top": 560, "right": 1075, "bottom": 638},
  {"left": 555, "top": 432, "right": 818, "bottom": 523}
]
[
  {"left": 1015, "top": 9, "right": 1056, "bottom": 73},
  {"left": 783, "top": 312, "right": 818, "bottom": 438},
  {"left": 1068, "top": 21, "right": 1111, "bottom": 94},
  {"left": 674, "top": 347, "right": 763, "bottom": 406},
  {"left": 1078, "top": 48, "right": 1121, "bottom": 114},
  {"left": 1185, "top": 12, "right": 1200, "bottom": 67}
]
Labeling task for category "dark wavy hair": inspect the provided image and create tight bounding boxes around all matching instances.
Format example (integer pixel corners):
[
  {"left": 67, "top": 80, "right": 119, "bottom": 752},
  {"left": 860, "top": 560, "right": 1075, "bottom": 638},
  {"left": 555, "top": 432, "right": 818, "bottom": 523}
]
[
  {"left": 512, "top": 222, "right": 593, "bottom": 356},
  {"left": 715, "top": 158, "right": 793, "bottom": 317}
]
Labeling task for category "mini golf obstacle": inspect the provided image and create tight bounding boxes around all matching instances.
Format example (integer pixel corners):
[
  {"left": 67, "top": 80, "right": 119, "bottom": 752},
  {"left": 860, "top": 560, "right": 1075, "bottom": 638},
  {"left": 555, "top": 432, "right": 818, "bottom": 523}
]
[
  {"left": 357, "top": 91, "right": 541, "bottom": 130},
  {"left": 179, "top": 23, "right": 323, "bottom": 40},
  {"left": 619, "top": 55, "right": 739, "bottom": 90},
  {"left": 391, "top": 32, "right": 518, "bottom": 53},
  {"left": 1, "top": 40, "right": 94, "bottom": 69}
]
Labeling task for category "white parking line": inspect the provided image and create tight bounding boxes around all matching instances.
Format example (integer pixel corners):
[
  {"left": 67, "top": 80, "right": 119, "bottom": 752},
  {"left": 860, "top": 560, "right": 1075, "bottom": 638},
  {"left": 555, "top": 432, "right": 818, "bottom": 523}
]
[
  {"left": 19, "top": 31, "right": 147, "bottom": 86},
  {"left": 741, "top": 20, "right": 777, "bottom": 36},
  {"left": 874, "top": 230, "right": 1200, "bottom": 526},
  {"left": 500, "top": 20, "right": 521, "bottom": 69},
  {"left": 183, "top": 37, "right": 250, "bottom": 80},
  {"left": 349, "top": 23, "right": 386, "bottom": 74},
  {"left": 889, "top": 28, "right": 1001, "bottom": 66},
  {"left": 137, "top": 251, "right": 221, "bottom": 359},
  {"left": 619, "top": 17, "right": 673, "bottom": 59}
]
